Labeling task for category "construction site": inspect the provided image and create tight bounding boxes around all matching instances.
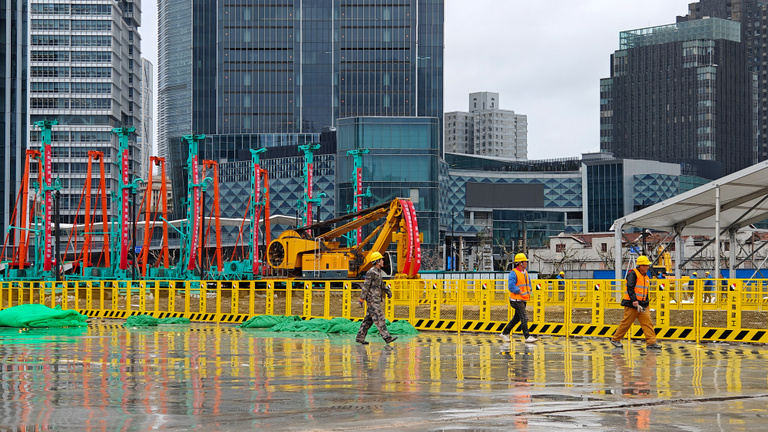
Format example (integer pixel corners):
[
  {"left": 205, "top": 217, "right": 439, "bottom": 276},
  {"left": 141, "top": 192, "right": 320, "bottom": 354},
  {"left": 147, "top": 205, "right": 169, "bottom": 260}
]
[{"left": 1, "top": 121, "right": 768, "bottom": 429}]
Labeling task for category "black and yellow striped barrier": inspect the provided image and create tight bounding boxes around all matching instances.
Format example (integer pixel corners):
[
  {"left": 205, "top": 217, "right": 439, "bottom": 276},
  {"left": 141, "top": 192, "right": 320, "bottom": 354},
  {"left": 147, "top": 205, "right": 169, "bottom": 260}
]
[{"left": 0, "top": 277, "right": 766, "bottom": 344}]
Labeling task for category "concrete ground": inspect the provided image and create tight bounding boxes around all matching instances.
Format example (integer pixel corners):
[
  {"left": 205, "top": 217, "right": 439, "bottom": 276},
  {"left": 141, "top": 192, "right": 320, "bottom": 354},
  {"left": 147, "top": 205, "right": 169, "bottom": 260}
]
[{"left": 0, "top": 322, "right": 765, "bottom": 431}]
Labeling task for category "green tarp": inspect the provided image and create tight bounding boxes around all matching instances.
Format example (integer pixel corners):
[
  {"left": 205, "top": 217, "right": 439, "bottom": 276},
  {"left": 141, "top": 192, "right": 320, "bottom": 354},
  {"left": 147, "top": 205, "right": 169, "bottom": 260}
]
[
  {"left": 239, "top": 315, "right": 419, "bottom": 335},
  {"left": 0, "top": 304, "right": 88, "bottom": 328},
  {"left": 124, "top": 315, "right": 192, "bottom": 327}
]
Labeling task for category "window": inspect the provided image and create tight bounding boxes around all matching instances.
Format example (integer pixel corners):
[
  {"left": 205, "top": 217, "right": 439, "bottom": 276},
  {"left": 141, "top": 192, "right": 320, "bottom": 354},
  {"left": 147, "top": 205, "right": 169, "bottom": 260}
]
[
  {"left": 71, "top": 20, "right": 111, "bottom": 31},
  {"left": 31, "top": 51, "right": 70, "bottom": 62},
  {"left": 31, "top": 4, "right": 69, "bottom": 14},
  {"left": 31, "top": 19, "right": 70, "bottom": 30},
  {"left": 31, "top": 82, "right": 70, "bottom": 93},
  {"left": 71, "top": 4, "right": 111, "bottom": 15},
  {"left": 71, "top": 51, "right": 112, "bottom": 62},
  {"left": 31, "top": 35, "right": 70, "bottom": 46},
  {"left": 71, "top": 83, "right": 111, "bottom": 94},
  {"left": 601, "top": 243, "right": 607, "bottom": 252},
  {"left": 71, "top": 98, "right": 111, "bottom": 109},
  {"left": 556, "top": 244, "right": 565, "bottom": 253},
  {"left": 71, "top": 67, "right": 111, "bottom": 78},
  {"left": 31, "top": 66, "right": 70, "bottom": 78},
  {"left": 31, "top": 98, "right": 70, "bottom": 109},
  {"left": 72, "top": 36, "right": 111, "bottom": 47}
]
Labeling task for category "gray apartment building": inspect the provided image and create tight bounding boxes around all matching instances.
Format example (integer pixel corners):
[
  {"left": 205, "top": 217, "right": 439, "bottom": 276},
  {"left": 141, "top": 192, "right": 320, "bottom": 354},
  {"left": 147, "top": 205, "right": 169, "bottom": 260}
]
[
  {"left": 445, "top": 92, "right": 527, "bottom": 160},
  {"left": 29, "top": 0, "right": 143, "bottom": 224}
]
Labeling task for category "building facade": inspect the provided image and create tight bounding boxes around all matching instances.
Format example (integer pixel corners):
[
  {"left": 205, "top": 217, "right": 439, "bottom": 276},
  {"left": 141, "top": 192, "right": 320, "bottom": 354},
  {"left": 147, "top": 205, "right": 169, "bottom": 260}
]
[
  {"left": 139, "top": 58, "right": 153, "bottom": 179},
  {"left": 158, "top": 0, "right": 445, "bottom": 216},
  {"left": 441, "top": 152, "right": 689, "bottom": 270},
  {"left": 336, "top": 117, "right": 441, "bottom": 246},
  {"left": 600, "top": 18, "right": 757, "bottom": 180},
  {"left": 445, "top": 92, "right": 527, "bottom": 159},
  {"left": 29, "top": 0, "right": 143, "bottom": 223},
  {"left": 1, "top": 0, "right": 28, "bottom": 244},
  {"left": 677, "top": 0, "right": 768, "bottom": 161}
]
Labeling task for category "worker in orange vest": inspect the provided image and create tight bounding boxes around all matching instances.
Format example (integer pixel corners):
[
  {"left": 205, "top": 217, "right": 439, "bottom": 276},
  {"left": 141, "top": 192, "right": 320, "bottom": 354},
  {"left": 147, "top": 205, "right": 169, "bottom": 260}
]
[
  {"left": 499, "top": 253, "right": 537, "bottom": 343},
  {"left": 610, "top": 255, "right": 661, "bottom": 350}
]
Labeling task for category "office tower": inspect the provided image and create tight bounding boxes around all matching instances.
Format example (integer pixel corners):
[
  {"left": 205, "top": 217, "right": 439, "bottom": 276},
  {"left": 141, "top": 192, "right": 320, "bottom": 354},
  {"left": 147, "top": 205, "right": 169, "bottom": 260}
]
[
  {"left": 1, "top": 0, "right": 28, "bottom": 241},
  {"left": 29, "top": 0, "right": 142, "bottom": 223},
  {"left": 677, "top": 0, "right": 768, "bottom": 160},
  {"left": 445, "top": 92, "right": 527, "bottom": 159},
  {"left": 140, "top": 58, "right": 153, "bottom": 179},
  {"left": 158, "top": 0, "right": 444, "bottom": 215},
  {"left": 600, "top": 18, "right": 757, "bottom": 179}
]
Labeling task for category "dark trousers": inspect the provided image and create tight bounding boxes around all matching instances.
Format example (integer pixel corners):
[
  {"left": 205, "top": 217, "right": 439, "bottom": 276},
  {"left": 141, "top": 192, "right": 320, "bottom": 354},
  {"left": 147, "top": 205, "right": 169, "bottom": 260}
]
[
  {"left": 356, "top": 301, "right": 391, "bottom": 341},
  {"left": 502, "top": 300, "right": 530, "bottom": 338}
]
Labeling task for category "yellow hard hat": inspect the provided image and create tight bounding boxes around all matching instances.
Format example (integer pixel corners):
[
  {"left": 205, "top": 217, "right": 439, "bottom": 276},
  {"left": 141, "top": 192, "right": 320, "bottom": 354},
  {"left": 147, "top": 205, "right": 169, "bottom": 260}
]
[
  {"left": 636, "top": 255, "right": 651, "bottom": 266},
  {"left": 368, "top": 251, "right": 384, "bottom": 263},
  {"left": 514, "top": 253, "right": 528, "bottom": 263},
  {"left": 692, "top": 272, "right": 697, "bottom": 276},
  {"left": 559, "top": 271, "right": 564, "bottom": 275}
]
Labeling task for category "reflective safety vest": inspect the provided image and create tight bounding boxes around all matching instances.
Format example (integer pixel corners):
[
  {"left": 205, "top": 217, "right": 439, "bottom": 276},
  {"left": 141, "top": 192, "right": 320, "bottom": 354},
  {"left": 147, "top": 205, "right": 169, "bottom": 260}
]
[
  {"left": 509, "top": 268, "right": 531, "bottom": 301},
  {"left": 623, "top": 268, "right": 649, "bottom": 302}
]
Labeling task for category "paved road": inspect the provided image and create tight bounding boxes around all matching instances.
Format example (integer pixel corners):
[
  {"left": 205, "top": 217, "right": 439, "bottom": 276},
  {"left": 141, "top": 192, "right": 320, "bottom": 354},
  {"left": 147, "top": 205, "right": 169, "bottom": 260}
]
[{"left": 0, "top": 322, "right": 765, "bottom": 430}]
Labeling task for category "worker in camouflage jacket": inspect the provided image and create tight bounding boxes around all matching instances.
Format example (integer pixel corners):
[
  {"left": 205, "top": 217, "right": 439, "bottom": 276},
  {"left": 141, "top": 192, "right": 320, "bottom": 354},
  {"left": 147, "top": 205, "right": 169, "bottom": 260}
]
[{"left": 356, "top": 252, "right": 397, "bottom": 345}]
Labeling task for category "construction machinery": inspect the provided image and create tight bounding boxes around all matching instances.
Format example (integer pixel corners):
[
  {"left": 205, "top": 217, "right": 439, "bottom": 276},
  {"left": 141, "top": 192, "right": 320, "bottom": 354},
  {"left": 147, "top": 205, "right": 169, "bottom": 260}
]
[{"left": 267, "top": 198, "right": 422, "bottom": 279}]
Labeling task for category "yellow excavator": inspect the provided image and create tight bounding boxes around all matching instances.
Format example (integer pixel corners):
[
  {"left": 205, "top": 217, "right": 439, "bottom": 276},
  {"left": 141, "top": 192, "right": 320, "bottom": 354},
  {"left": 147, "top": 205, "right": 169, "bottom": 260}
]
[{"left": 266, "top": 198, "right": 422, "bottom": 279}]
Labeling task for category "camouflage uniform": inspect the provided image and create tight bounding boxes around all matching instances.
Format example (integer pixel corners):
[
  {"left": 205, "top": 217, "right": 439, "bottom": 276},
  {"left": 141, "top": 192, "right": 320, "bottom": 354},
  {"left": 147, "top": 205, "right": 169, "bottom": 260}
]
[{"left": 356, "top": 265, "right": 393, "bottom": 342}]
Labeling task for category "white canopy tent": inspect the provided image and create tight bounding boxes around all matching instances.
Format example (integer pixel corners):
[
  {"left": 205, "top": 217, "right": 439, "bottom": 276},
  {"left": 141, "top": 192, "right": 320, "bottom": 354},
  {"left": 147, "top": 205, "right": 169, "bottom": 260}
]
[{"left": 611, "top": 160, "right": 768, "bottom": 280}]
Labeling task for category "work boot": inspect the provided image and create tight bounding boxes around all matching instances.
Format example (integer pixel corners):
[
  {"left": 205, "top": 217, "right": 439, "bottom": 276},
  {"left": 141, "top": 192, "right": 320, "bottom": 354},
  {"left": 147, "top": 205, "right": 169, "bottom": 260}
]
[
  {"left": 646, "top": 343, "right": 662, "bottom": 350},
  {"left": 610, "top": 340, "right": 623, "bottom": 348},
  {"left": 356, "top": 339, "right": 369, "bottom": 345},
  {"left": 499, "top": 333, "right": 511, "bottom": 342},
  {"left": 384, "top": 336, "right": 398, "bottom": 344}
]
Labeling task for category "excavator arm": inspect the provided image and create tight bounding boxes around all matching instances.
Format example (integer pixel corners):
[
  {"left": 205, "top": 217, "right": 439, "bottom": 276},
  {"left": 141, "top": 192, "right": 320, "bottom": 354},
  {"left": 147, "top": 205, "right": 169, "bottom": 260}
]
[{"left": 267, "top": 198, "right": 421, "bottom": 278}]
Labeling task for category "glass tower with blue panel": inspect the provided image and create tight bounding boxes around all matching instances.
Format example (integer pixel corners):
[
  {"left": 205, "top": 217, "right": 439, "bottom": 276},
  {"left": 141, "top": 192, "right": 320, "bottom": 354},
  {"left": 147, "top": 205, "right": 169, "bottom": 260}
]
[
  {"left": 336, "top": 117, "right": 440, "bottom": 246},
  {"left": 160, "top": 0, "right": 445, "bottom": 216}
]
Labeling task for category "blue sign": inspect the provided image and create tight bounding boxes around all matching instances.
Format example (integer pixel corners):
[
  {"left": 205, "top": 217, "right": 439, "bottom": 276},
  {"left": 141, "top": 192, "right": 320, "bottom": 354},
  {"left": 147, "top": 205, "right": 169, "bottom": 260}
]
[
  {"left": 629, "top": 247, "right": 640, "bottom": 254},
  {"left": 134, "top": 246, "right": 142, "bottom": 254}
]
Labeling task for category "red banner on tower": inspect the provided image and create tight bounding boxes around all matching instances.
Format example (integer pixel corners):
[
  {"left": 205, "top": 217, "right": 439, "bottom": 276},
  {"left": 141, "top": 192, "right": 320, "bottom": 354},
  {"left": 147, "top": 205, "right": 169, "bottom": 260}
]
[
  {"left": 253, "top": 163, "right": 261, "bottom": 275},
  {"left": 119, "top": 148, "right": 130, "bottom": 270},
  {"left": 356, "top": 167, "right": 363, "bottom": 243},
  {"left": 306, "top": 163, "right": 313, "bottom": 226},
  {"left": 43, "top": 144, "right": 53, "bottom": 271},
  {"left": 187, "top": 156, "right": 200, "bottom": 270}
]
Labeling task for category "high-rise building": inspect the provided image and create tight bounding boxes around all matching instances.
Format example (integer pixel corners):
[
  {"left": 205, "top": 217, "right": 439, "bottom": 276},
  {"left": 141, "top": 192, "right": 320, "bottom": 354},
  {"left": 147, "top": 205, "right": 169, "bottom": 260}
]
[
  {"left": 600, "top": 18, "right": 757, "bottom": 179},
  {"left": 1, "top": 0, "right": 28, "bottom": 242},
  {"left": 445, "top": 92, "right": 527, "bottom": 159},
  {"left": 140, "top": 58, "right": 153, "bottom": 179},
  {"left": 677, "top": 0, "right": 768, "bottom": 161},
  {"left": 158, "top": 0, "right": 444, "bottom": 216},
  {"left": 29, "top": 0, "right": 143, "bottom": 223}
]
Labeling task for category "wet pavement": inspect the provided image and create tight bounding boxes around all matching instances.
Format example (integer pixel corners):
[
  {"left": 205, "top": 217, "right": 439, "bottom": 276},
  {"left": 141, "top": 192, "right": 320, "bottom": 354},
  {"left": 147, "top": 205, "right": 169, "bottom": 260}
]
[{"left": 0, "top": 322, "right": 766, "bottom": 431}]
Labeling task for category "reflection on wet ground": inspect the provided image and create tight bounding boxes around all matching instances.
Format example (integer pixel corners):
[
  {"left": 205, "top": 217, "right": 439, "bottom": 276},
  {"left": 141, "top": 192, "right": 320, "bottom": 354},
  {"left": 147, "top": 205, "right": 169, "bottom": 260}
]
[{"left": 0, "top": 322, "right": 766, "bottom": 430}]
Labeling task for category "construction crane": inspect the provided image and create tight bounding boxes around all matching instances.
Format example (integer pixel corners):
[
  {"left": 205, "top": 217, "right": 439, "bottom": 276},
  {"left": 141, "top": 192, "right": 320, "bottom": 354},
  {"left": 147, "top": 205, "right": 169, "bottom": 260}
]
[{"left": 267, "top": 198, "right": 422, "bottom": 279}]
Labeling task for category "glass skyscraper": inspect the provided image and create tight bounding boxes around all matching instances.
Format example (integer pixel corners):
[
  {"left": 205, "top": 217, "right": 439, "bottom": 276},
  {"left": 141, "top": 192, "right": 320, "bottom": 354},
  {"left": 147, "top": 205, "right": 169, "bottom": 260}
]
[
  {"left": 158, "top": 0, "right": 444, "bottom": 214},
  {"left": 1, "top": 0, "right": 28, "bottom": 243},
  {"left": 600, "top": 18, "right": 757, "bottom": 180}
]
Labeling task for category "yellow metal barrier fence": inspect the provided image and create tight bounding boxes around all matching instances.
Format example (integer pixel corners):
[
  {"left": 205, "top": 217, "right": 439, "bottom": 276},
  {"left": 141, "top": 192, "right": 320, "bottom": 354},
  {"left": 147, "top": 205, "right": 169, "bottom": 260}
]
[{"left": 1, "top": 278, "right": 767, "bottom": 344}]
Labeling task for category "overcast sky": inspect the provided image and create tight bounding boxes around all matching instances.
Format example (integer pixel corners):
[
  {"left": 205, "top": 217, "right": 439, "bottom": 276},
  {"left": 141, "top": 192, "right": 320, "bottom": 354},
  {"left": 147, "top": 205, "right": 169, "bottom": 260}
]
[{"left": 139, "top": 1, "right": 694, "bottom": 160}]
